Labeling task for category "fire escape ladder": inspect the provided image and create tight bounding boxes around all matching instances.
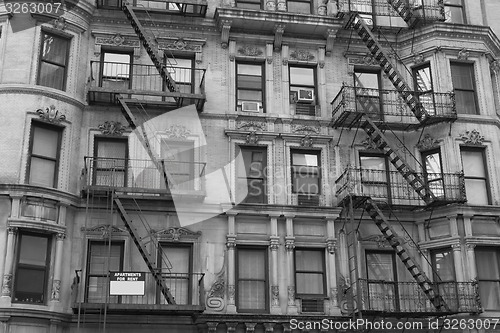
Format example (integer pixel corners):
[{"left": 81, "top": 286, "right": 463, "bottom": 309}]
[
  {"left": 363, "top": 198, "right": 450, "bottom": 312},
  {"left": 359, "top": 115, "right": 435, "bottom": 204},
  {"left": 114, "top": 197, "right": 176, "bottom": 304},
  {"left": 347, "top": 13, "right": 428, "bottom": 124},
  {"left": 387, "top": 0, "right": 419, "bottom": 28},
  {"left": 122, "top": 4, "right": 179, "bottom": 100},
  {"left": 117, "top": 96, "right": 176, "bottom": 190}
]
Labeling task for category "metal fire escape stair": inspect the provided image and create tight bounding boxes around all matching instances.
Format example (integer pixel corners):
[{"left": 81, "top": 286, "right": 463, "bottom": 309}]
[
  {"left": 114, "top": 198, "right": 176, "bottom": 304},
  {"left": 345, "top": 13, "right": 429, "bottom": 124},
  {"left": 387, "top": 0, "right": 420, "bottom": 28}
]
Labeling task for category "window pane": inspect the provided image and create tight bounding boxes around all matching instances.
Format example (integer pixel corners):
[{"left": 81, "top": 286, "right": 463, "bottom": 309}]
[
  {"left": 476, "top": 249, "right": 500, "bottom": 279},
  {"left": 14, "top": 268, "right": 46, "bottom": 303},
  {"left": 455, "top": 90, "right": 477, "bottom": 114},
  {"left": 19, "top": 235, "right": 48, "bottom": 265},
  {"left": 366, "top": 253, "right": 395, "bottom": 281},
  {"left": 445, "top": 6, "right": 464, "bottom": 23},
  {"left": 162, "top": 246, "right": 190, "bottom": 273},
  {"left": 238, "top": 64, "right": 261, "bottom": 75},
  {"left": 238, "top": 280, "right": 266, "bottom": 309},
  {"left": 296, "top": 250, "right": 322, "bottom": 271},
  {"left": 464, "top": 179, "right": 489, "bottom": 205},
  {"left": 41, "top": 34, "right": 68, "bottom": 65},
  {"left": 360, "top": 155, "right": 385, "bottom": 170},
  {"left": 287, "top": 1, "right": 310, "bottom": 13},
  {"left": 461, "top": 150, "right": 485, "bottom": 177},
  {"left": 424, "top": 151, "right": 442, "bottom": 175},
  {"left": 290, "top": 67, "right": 314, "bottom": 86},
  {"left": 238, "top": 249, "right": 265, "bottom": 279},
  {"left": 89, "top": 243, "right": 122, "bottom": 274},
  {"left": 293, "top": 176, "right": 320, "bottom": 194},
  {"left": 237, "top": 2, "right": 261, "bottom": 9},
  {"left": 292, "top": 153, "right": 318, "bottom": 166},
  {"left": 432, "top": 249, "right": 455, "bottom": 281},
  {"left": 414, "top": 66, "right": 433, "bottom": 92},
  {"left": 238, "top": 75, "right": 262, "bottom": 89},
  {"left": 32, "top": 126, "right": 59, "bottom": 158},
  {"left": 478, "top": 281, "right": 500, "bottom": 310},
  {"left": 30, "top": 157, "right": 56, "bottom": 187},
  {"left": 96, "top": 140, "right": 127, "bottom": 160},
  {"left": 451, "top": 64, "right": 474, "bottom": 89},
  {"left": 354, "top": 71, "right": 379, "bottom": 89},
  {"left": 39, "top": 62, "right": 65, "bottom": 90},
  {"left": 297, "top": 273, "right": 324, "bottom": 294}
]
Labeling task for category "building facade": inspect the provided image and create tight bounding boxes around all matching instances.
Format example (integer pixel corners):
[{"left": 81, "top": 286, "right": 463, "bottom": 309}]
[{"left": 0, "top": 0, "right": 500, "bottom": 332}]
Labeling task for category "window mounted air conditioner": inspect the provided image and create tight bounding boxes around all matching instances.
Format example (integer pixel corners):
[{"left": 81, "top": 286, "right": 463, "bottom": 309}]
[
  {"left": 297, "top": 89, "right": 314, "bottom": 103},
  {"left": 241, "top": 101, "right": 261, "bottom": 112}
]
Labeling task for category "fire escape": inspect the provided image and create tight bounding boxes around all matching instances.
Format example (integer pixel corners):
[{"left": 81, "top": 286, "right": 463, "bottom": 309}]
[
  {"left": 332, "top": 0, "right": 480, "bottom": 319},
  {"left": 78, "top": 0, "right": 208, "bottom": 315}
]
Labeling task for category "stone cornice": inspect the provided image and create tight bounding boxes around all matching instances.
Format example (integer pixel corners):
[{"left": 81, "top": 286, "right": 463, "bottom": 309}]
[
  {"left": 0, "top": 85, "right": 86, "bottom": 109},
  {"left": 0, "top": 184, "right": 80, "bottom": 206}
]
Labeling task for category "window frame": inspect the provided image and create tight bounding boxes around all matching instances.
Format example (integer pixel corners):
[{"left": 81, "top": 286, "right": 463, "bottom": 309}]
[
  {"left": 26, "top": 120, "right": 63, "bottom": 188},
  {"left": 99, "top": 50, "right": 133, "bottom": 90},
  {"left": 359, "top": 152, "right": 392, "bottom": 203},
  {"left": 412, "top": 63, "right": 436, "bottom": 115},
  {"left": 236, "top": 246, "right": 269, "bottom": 313},
  {"left": 365, "top": 250, "right": 399, "bottom": 311},
  {"left": 13, "top": 231, "right": 52, "bottom": 304},
  {"left": 37, "top": 31, "right": 70, "bottom": 91},
  {"left": 93, "top": 136, "right": 129, "bottom": 188},
  {"left": 235, "top": 0, "right": 263, "bottom": 10},
  {"left": 444, "top": 0, "right": 465, "bottom": 24},
  {"left": 289, "top": 65, "right": 317, "bottom": 116},
  {"left": 286, "top": 0, "right": 312, "bottom": 14},
  {"left": 294, "top": 248, "right": 326, "bottom": 298},
  {"left": 291, "top": 149, "right": 321, "bottom": 195},
  {"left": 236, "top": 145, "right": 268, "bottom": 204},
  {"left": 475, "top": 247, "right": 500, "bottom": 310},
  {"left": 450, "top": 62, "right": 479, "bottom": 115},
  {"left": 158, "top": 242, "right": 193, "bottom": 305},
  {"left": 353, "top": 68, "right": 383, "bottom": 120},
  {"left": 236, "top": 61, "right": 265, "bottom": 113},
  {"left": 85, "top": 240, "right": 124, "bottom": 303},
  {"left": 460, "top": 146, "right": 491, "bottom": 205},
  {"left": 421, "top": 148, "right": 445, "bottom": 199},
  {"left": 164, "top": 55, "right": 195, "bottom": 94}
]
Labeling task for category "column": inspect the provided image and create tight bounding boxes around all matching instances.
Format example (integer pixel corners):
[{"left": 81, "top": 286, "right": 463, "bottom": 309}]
[
  {"left": 226, "top": 212, "right": 237, "bottom": 313},
  {"left": 451, "top": 243, "right": 465, "bottom": 282},
  {"left": 10, "top": 195, "right": 23, "bottom": 219},
  {"left": 448, "top": 215, "right": 459, "bottom": 237},
  {"left": 463, "top": 214, "right": 473, "bottom": 237},
  {"left": 284, "top": 214, "right": 297, "bottom": 314},
  {"left": 51, "top": 233, "right": 66, "bottom": 301},
  {"left": 465, "top": 243, "right": 477, "bottom": 281},
  {"left": 421, "top": 249, "right": 431, "bottom": 278},
  {"left": 1, "top": 227, "right": 17, "bottom": 297},
  {"left": 269, "top": 213, "right": 281, "bottom": 314},
  {"left": 325, "top": 218, "right": 339, "bottom": 314}
]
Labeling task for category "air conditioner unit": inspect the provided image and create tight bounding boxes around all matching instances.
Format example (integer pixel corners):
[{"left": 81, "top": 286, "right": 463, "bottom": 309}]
[
  {"left": 297, "top": 89, "right": 314, "bottom": 103},
  {"left": 241, "top": 101, "right": 261, "bottom": 112}
]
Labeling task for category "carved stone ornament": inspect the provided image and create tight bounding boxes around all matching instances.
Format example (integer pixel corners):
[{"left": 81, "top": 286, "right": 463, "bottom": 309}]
[
  {"left": 417, "top": 134, "right": 439, "bottom": 150},
  {"left": 291, "top": 124, "right": 320, "bottom": 134},
  {"left": 164, "top": 125, "right": 191, "bottom": 140},
  {"left": 285, "top": 238, "right": 295, "bottom": 251},
  {"left": 289, "top": 50, "right": 315, "bottom": 62},
  {"left": 300, "top": 135, "right": 314, "bottom": 147},
  {"left": 51, "top": 279, "right": 61, "bottom": 301},
  {"left": 95, "top": 33, "right": 140, "bottom": 48},
  {"left": 361, "top": 136, "right": 379, "bottom": 150},
  {"left": 458, "top": 48, "right": 470, "bottom": 60},
  {"left": 154, "top": 226, "right": 201, "bottom": 241},
  {"left": 81, "top": 224, "right": 127, "bottom": 239},
  {"left": 271, "top": 286, "right": 279, "bottom": 306},
  {"left": 348, "top": 53, "right": 378, "bottom": 66},
  {"left": 326, "top": 239, "right": 337, "bottom": 254},
  {"left": 1, "top": 274, "right": 12, "bottom": 296},
  {"left": 206, "top": 262, "right": 225, "bottom": 311},
  {"left": 490, "top": 59, "right": 500, "bottom": 74},
  {"left": 237, "top": 121, "right": 266, "bottom": 132},
  {"left": 227, "top": 284, "right": 235, "bottom": 304},
  {"left": 52, "top": 17, "right": 66, "bottom": 30},
  {"left": 246, "top": 131, "right": 259, "bottom": 144},
  {"left": 237, "top": 45, "right": 264, "bottom": 57},
  {"left": 360, "top": 234, "right": 416, "bottom": 248},
  {"left": 98, "top": 121, "right": 126, "bottom": 136},
  {"left": 458, "top": 129, "right": 485, "bottom": 145},
  {"left": 37, "top": 105, "right": 66, "bottom": 123},
  {"left": 413, "top": 53, "right": 425, "bottom": 65},
  {"left": 287, "top": 286, "right": 295, "bottom": 305}
]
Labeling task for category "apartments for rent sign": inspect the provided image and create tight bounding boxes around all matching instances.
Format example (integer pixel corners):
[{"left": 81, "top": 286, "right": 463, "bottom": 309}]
[{"left": 109, "top": 272, "right": 145, "bottom": 296}]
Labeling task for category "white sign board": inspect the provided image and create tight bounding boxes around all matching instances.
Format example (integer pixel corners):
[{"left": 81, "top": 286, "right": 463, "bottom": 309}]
[{"left": 109, "top": 272, "right": 145, "bottom": 296}]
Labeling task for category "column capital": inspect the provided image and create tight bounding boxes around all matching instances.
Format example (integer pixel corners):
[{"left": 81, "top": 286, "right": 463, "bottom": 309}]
[
  {"left": 264, "top": 323, "right": 275, "bottom": 333},
  {"left": 268, "top": 212, "right": 281, "bottom": 218},
  {"left": 465, "top": 243, "right": 476, "bottom": 250},
  {"left": 226, "top": 322, "right": 238, "bottom": 333},
  {"left": 269, "top": 236, "right": 280, "bottom": 251},
  {"left": 271, "top": 285, "right": 279, "bottom": 306},
  {"left": 7, "top": 227, "right": 18, "bottom": 235},
  {"left": 283, "top": 213, "right": 295, "bottom": 219},
  {"left": 451, "top": 243, "right": 462, "bottom": 251},
  {"left": 245, "top": 322, "right": 257, "bottom": 333},
  {"left": 285, "top": 237, "right": 295, "bottom": 251},
  {"left": 56, "top": 233, "right": 66, "bottom": 240},
  {"left": 226, "top": 234, "right": 237, "bottom": 248},
  {"left": 326, "top": 238, "right": 337, "bottom": 254},
  {"left": 207, "top": 322, "right": 218, "bottom": 333}
]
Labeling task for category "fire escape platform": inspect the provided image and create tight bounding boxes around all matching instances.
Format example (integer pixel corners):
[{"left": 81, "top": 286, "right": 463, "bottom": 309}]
[{"left": 72, "top": 303, "right": 205, "bottom": 315}]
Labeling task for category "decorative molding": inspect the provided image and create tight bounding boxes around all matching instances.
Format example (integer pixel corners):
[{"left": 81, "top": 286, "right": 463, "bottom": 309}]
[
  {"left": 325, "top": 29, "right": 336, "bottom": 56},
  {"left": 52, "top": 17, "right": 66, "bottom": 30},
  {"left": 361, "top": 136, "right": 379, "bottom": 150},
  {"left": 237, "top": 45, "right": 264, "bottom": 57},
  {"left": 458, "top": 129, "right": 485, "bottom": 145},
  {"left": 206, "top": 262, "right": 225, "bottom": 311},
  {"left": 1, "top": 274, "right": 12, "bottom": 296},
  {"left": 266, "top": 43, "right": 273, "bottom": 64},
  {"left": 287, "top": 286, "right": 295, "bottom": 305},
  {"left": 220, "top": 20, "right": 232, "bottom": 48},
  {"left": 56, "top": 233, "right": 66, "bottom": 241},
  {"left": 326, "top": 239, "right": 337, "bottom": 254},
  {"left": 81, "top": 224, "right": 127, "bottom": 238},
  {"left": 226, "top": 234, "right": 236, "bottom": 248},
  {"left": 348, "top": 53, "right": 379, "bottom": 66},
  {"left": 98, "top": 121, "right": 126, "bottom": 136},
  {"left": 271, "top": 286, "right": 279, "bottom": 306},
  {"left": 237, "top": 121, "right": 266, "bottom": 132},
  {"left": 246, "top": 323, "right": 257, "bottom": 333},
  {"left": 163, "top": 125, "right": 191, "bottom": 140},
  {"left": 36, "top": 105, "right": 66, "bottom": 123},
  {"left": 417, "top": 134, "right": 439, "bottom": 150},
  {"left": 227, "top": 284, "right": 235, "bottom": 305},
  {"left": 289, "top": 49, "right": 315, "bottom": 62},
  {"left": 457, "top": 48, "right": 470, "bottom": 60},
  {"left": 285, "top": 237, "right": 295, "bottom": 251},
  {"left": 292, "top": 124, "right": 320, "bottom": 134},
  {"left": 273, "top": 24, "right": 285, "bottom": 51},
  {"left": 95, "top": 33, "right": 139, "bottom": 47},
  {"left": 51, "top": 280, "right": 61, "bottom": 301},
  {"left": 413, "top": 52, "right": 425, "bottom": 64},
  {"left": 360, "top": 234, "right": 416, "bottom": 248},
  {"left": 490, "top": 59, "right": 500, "bottom": 74},
  {"left": 269, "top": 237, "right": 279, "bottom": 251},
  {"left": 246, "top": 131, "right": 259, "bottom": 144},
  {"left": 158, "top": 37, "right": 204, "bottom": 53},
  {"left": 154, "top": 226, "right": 201, "bottom": 241},
  {"left": 300, "top": 135, "right": 314, "bottom": 147}
]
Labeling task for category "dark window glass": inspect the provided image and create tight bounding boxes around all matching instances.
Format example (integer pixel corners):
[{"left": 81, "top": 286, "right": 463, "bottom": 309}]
[
  {"left": 93, "top": 138, "right": 128, "bottom": 187},
  {"left": 100, "top": 52, "right": 132, "bottom": 90},
  {"left": 14, "top": 233, "right": 51, "bottom": 304},
  {"left": 422, "top": 149, "right": 444, "bottom": 198},
  {"left": 165, "top": 57, "right": 194, "bottom": 94},
  {"left": 365, "top": 251, "right": 398, "bottom": 311},
  {"left": 237, "top": 247, "right": 267, "bottom": 312},
  {"left": 451, "top": 63, "right": 478, "bottom": 114},
  {"left": 38, "top": 32, "right": 69, "bottom": 91},
  {"left": 86, "top": 241, "right": 123, "bottom": 303},
  {"left": 413, "top": 64, "right": 436, "bottom": 115},
  {"left": 460, "top": 148, "right": 490, "bottom": 205},
  {"left": 444, "top": 0, "right": 464, "bottom": 23},
  {"left": 291, "top": 151, "right": 320, "bottom": 194},
  {"left": 237, "top": 63, "right": 264, "bottom": 112},
  {"left": 287, "top": 0, "right": 311, "bottom": 13},
  {"left": 236, "top": 0, "right": 262, "bottom": 10},
  {"left": 237, "top": 146, "right": 267, "bottom": 203},
  {"left": 475, "top": 248, "right": 500, "bottom": 310},
  {"left": 354, "top": 70, "right": 382, "bottom": 120},
  {"left": 290, "top": 66, "right": 316, "bottom": 116},
  {"left": 295, "top": 249, "right": 325, "bottom": 296},
  {"left": 159, "top": 244, "right": 192, "bottom": 304}
]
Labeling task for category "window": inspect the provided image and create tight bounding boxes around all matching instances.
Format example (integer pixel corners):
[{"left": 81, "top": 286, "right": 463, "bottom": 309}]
[
  {"left": 13, "top": 232, "right": 51, "bottom": 304},
  {"left": 159, "top": 244, "right": 192, "bottom": 304},
  {"left": 237, "top": 62, "right": 264, "bottom": 113},
  {"left": 365, "top": 251, "right": 398, "bottom": 311},
  {"left": 291, "top": 150, "right": 320, "bottom": 195},
  {"left": 422, "top": 149, "right": 444, "bottom": 198},
  {"left": 160, "top": 141, "right": 195, "bottom": 190},
  {"left": 444, "top": 0, "right": 464, "bottom": 23},
  {"left": 431, "top": 248, "right": 458, "bottom": 308},
  {"left": 237, "top": 247, "right": 268, "bottom": 312},
  {"left": 21, "top": 197, "right": 58, "bottom": 221},
  {"left": 97, "top": 0, "right": 122, "bottom": 8},
  {"left": 354, "top": 69, "right": 382, "bottom": 120},
  {"left": 100, "top": 52, "right": 132, "bottom": 90},
  {"left": 475, "top": 248, "right": 500, "bottom": 310},
  {"left": 287, "top": 0, "right": 311, "bottom": 13},
  {"left": 413, "top": 64, "right": 435, "bottom": 115},
  {"left": 236, "top": 146, "right": 267, "bottom": 204},
  {"left": 86, "top": 241, "right": 123, "bottom": 303},
  {"left": 166, "top": 57, "right": 194, "bottom": 94},
  {"left": 295, "top": 249, "right": 325, "bottom": 297},
  {"left": 290, "top": 66, "right": 316, "bottom": 116},
  {"left": 359, "top": 153, "right": 391, "bottom": 201},
  {"left": 27, "top": 121, "right": 62, "bottom": 188},
  {"left": 460, "top": 148, "right": 490, "bottom": 205},
  {"left": 236, "top": 0, "right": 262, "bottom": 10},
  {"left": 93, "top": 137, "right": 128, "bottom": 187},
  {"left": 450, "top": 62, "right": 478, "bottom": 114},
  {"left": 38, "top": 32, "right": 70, "bottom": 91}
]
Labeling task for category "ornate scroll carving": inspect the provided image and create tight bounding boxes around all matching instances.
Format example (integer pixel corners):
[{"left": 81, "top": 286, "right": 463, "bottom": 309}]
[
  {"left": 154, "top": 227, "right": 201, "bottom": 241},
  {"left": 163, "top": 125, "right": 191, "bottom": 140},
  {"left": 36, "top": 105, "right": 66, "bottom": 123},
  {"left": 458, "top": 48, "right": 469, "bottom": 60},
  {"left": 206, "top": 261, "right": 225, "bottom": 311},
  {"left": 98, "top": 121, "right": 126, "bottom": 136},
  {"left": 237, "top": 45, "right": 264, "bottom": 57},
  {"left": 458, "top": 129, "right": 485, "bottom": 145},
  {"left": 289, "top": 50, "right": 315, "bottom": 62},
  {"left": 292, "top": 124, "right": 320, "bottom": 134},
  {"left": 51, "top": 280, "right": 61, "bottom": 301},
  {"left": 417, "top": 133, "right": 439, "bottom": 150},
  {"left": 246, "top": 131, "right": 259, "bottom": 144},
  {"left": 237, "top": 121, "right": 266, "bottom": 131}
]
